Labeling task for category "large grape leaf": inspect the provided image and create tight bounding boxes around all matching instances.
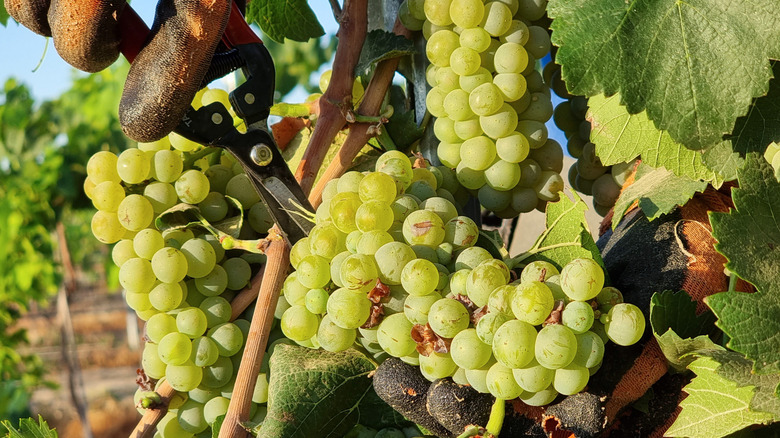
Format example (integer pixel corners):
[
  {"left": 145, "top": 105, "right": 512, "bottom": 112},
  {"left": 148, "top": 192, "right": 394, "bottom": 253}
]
[
  {"left": 260, "top": 345, "right": 407, "bottom": 438},
  {"left": 588, "top": 94, "right": 723, "bottom": 185},
  {"left": 246, "top": 0, "right": 324, "bottom": 43},
  {"left": 2, "top": 416, "right": 58, "bottom": 438},
  {"left": 666, "top": 356, "right": 774, "bottom": 438},
  {"left": 611, "top": 164, "right": 707, "bottom": 227},
  {"left": 511, "top": 190, "right": 603, "bottom": 272},
  {"left": 549, "top": 0, "right": 780, "bottom": 150},
  {"left": 708, "top": 154, "right": 780, "bottom": 374},
  {"left": 355, "top": 30, "right": 416, "bottom": 76},
  {"left": 649, "top": 290, "right": 721, "bottom": 372}
]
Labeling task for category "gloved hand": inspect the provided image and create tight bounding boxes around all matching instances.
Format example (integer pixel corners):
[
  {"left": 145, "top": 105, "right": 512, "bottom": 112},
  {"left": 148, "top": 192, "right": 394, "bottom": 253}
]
[{"left": 5, "top": 0, "right": 232, "bottom": 142}]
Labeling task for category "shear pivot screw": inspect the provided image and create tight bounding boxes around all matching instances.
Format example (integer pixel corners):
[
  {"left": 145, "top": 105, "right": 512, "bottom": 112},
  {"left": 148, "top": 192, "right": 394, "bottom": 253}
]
[
  {"left": 244, "top": 93, "right": 256, "bottom": 104},
  {"left": 211, "top": 113, "right": 223, "bottom": 125},
  {"left": 251, "top": 144, "right": 273, "bottom": 166}
]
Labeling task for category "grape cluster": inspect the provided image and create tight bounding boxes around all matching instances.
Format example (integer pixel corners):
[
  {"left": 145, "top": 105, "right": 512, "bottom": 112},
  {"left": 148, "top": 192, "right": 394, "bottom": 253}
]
[
  {"left": 763, "top": 143, "right": 780, "bottom": 178},
  {"left": 409, "top": 0, "right": 564, "bottom": 217},
  {"left": 278, "top": 150, "right": 645, "bottom": 406},
  {"left": 546, "top": 63, "right": 637, "bottom": 216},
  {"left": 86, "top": 88, "right": 276, "bottom": 436}
]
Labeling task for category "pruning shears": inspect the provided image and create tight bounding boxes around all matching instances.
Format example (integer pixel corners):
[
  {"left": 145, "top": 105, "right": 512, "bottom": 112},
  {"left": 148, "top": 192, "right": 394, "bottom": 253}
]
[{"left": 118, "top": 1, "right": 314, "bottom": 244}]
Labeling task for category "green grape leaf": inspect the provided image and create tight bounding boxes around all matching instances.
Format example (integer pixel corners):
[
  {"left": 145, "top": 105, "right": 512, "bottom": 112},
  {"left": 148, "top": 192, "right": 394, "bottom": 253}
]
[
  {"left": 2, "top": 415, "right": 58, "bottom": 438},
  {"left": 611, "top": 164, "right": 707, "bottom": 227},
  {"left": 512, "top": 190, "right": 603, "bottom": 272},
  {"left": 355, "top": 30, "right": 416, "bottom": 76},
  {"left": 549, "top": 0, "right": 780, "bottom": 150},
  {"left": 384, "top": 85, "right": 424, "bottom": 152},
  {"left": 155, "top": 197, "right": 244, "bottom": 238},
  {"left": 260, "top": 344, "right": 401, "bottom": 438},
  {"left": 246, "top": 0, "right": 325, "bottom": 43},
  {"left": 649, "top": 290, "right": 722, "bottom": 372},
  {"left": 701, "top": 141, "right": 744, "bottom": 183},
  {"left": 666, "top": 356, "right": 774, "bottom": 438},
  {"left": 696, "top": 350, "right": 780, "bottom": 419},
  {"left": 708, "top": 154, "right": 780, "bottom": 374},
  {"left": 0, "top": 3, "right": 9, "bottom": 26},
  {"left": 587, "top": 94, "right": 723, "bottom": 184},
  {"left": 211, "top": 415, "right": 225, "bottom": 438}
]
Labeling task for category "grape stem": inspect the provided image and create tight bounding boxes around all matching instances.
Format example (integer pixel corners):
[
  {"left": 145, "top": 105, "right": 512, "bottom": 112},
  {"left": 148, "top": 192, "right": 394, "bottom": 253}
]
[
  {"left": 307, "top": 17, "right": 413, "bottom": 207},
  {"left": 485, "top": 397, "right": 505, "bottom": 436},
  {"left": 270, "top": 102, "right": 316, "bottom": 118},
  {"left": 728, "top": 271, "right": 737, "bottom": 292}
]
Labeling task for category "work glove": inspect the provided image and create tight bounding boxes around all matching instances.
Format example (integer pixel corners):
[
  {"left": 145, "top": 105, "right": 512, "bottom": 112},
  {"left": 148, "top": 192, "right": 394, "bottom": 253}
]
[{"left": 5, "top": 0, "right": 232, "bottom": 142}]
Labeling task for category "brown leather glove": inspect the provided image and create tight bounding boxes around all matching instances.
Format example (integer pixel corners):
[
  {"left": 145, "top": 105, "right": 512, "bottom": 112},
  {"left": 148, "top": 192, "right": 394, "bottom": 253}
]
[{"left": 5, "top": 0, "right": 231, "bottom": 142}]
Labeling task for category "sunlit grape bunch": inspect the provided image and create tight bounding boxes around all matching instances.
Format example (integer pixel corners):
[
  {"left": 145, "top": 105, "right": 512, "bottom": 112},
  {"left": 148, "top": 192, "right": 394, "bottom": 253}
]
[
  {"left": 85, "top": 87, "right": 277, "bottom": 435},
  {"left": 545, "top": 62, "right": 637, "bottom": 216},
  {"left": 404, "top": 0, "right": 564, "bottom": 217},
  {"left": 276, "top": 149, "right": 645, "bottom": 407}
]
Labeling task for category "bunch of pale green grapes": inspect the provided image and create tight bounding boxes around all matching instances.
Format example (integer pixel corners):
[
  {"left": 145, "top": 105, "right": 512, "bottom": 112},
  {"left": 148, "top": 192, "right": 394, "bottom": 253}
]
[
  {"left": 276, "top": 150, "right": 645, "bottom": 406},
  {"left": 402, "top": 0, "right": 564, "bottom": 217},
  {"left": 545, "top": 63, "right": 637, "bottom": 216},
  {"left": 763, "top": 143, "right": 780, "bottom": 178},
  {"left": 85, "top": 88, "right": 278, "bottom": 437}
]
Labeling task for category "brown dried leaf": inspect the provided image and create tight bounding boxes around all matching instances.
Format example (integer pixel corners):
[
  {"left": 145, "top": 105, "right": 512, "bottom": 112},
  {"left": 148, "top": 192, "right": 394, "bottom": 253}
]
[
  {"left": 368, "top": 279, "right": 391, "bottom": 304},
  {"left": 361, "top": 303, "right": 385, "bottom": 328},
  {"left": 411, "top": 323, "right": 451, "bottom": 356},
  {"left": 136, "top": 368, "right": 154, "bottom": 391},
  {"left": 471, "top": 305, "right": 490, "bottom": 325},
  {"left": 544, "top": 300, "right": 566, "bottom": 326}
]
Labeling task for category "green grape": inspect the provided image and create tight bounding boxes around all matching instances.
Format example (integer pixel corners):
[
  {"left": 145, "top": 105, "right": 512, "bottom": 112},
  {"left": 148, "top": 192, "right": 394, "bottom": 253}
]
[
  {"left": 330, "top": 192, "right": 362, "bottom": 233},
  {"left": 460, "top": 136, "right": 496, "bottom": 172},
  {"left": 596, "top": 287, "right": 624, "bottom": 314},
  {"left": 401, "top": 258, "right": 439, "bottom": 296},
  {"left": 612, "top": 160, "right": 637, "bottom": 187},
  {"left": 603, "top": 303, "right": 646, "bottom": 346},
  {"left": 399, "top": 0, "right": 424, "bottom": 30},
  {"left": 92, "top": 181, "right": 125, "bottom": 213},
  {"left": 469, "top": 83, "right": 504, "bottom": 116},
  {"left": 480, "top": 103, "right": 519, "bottom": 139},
  {"left": 480, "top": 1, "right": 512, "bottom": 36},
  {"left": 450, "top": 328, "right": 493, "bottom": 370},
  {"left": 378, "top": 158, "right": 414, "bottom": 191},
  {"left": 112, "top": 239, "right": 137, "bottom": 267},
  {"left": 223, "top": 257, "right": 252, "bottom": 290},
  {"left": 452, "top": 366, "right": 470, "bottom": 386},
  {"left": 149, "top": 282, "right": 183, "bottom": 311},
  {"left": 190, "top": 336, "right": 219, "bottom": 367},
  {"left": 466, "top": 264, "right": 508, "bottom": 307},
  {"left": 455, "top": 246, "right": 492, "bottom": 270},
  {"left": 419, "top": 197, "right": 457, "bottom": 224},
  {"left": 202, "top": 356, "right": 234, "bottom": 388},
  {"left": 494, "top": 42, "right": 528, "bottom": 74},
  {"left": 459, "top": 27, "right": 490, "bottom": 52},
  {"left": 168, "top": 131, "right": 202, "bottom": 152},
  {"left": 493, "top": 73, "right": 527, "bottom": 102},
  {"left": 436, "top": 242, "right": 454, "bottom": 265},
  {"left": 562, "top": 301, "right": 595, "bottom": 334},
  {"left": 529, "top": 139, "right": 564, "bottom": 173},
  {"left": 194, "top": 264, "right": 228, "bottom": 297},
  {"left": 520, "top": 261, "right": 559, "bottom": 283},
  {"left": 305, "top": 288, "right": 329, "bottom": 315},
  {"left": 403, "top": 210, "right": 445, "bottom": 247},
  {"left": 117, "top": 148, "right": 151, "bottom": 184},
  {"left": 330, "top": 251, "right": 351, "bottom": 288},
  {"left": 553, "top": 364, "right": 589, "bottom": 396},
  {"left": 492, "top": 319, "right": 536, "bottom": 368},
  {"left": 428, "top": 298, "right": 470, "bottom": 338},
  {"left": 377, "top": 313, "right": 417, "bottom": 357},
  {"left": 391, "top": 196, "right": 419, "bottom": 229},
  {"left": 443, "top": 89, "right": 476, "bottom": 122},
  {"left": 340, "top": 254, "right": 378, "bottom": 291},
  {"left": 518, "top": 384, "right": 558, "bottom": 406},
  {"left": 426, "top": 29, "right": 459, "bottom": 66},
  {"left": 208, "top": 322, "right": 244, "bottom": 356},
  {"left": 487, "top": 285, "right": 515, "bottom": 315},
  {"left": 418, "top": 352, "right": 458, "bottom": 382},
  {"left": 475, "top": 312, "right": 510, "bottom": 345},
  {"left": 511, "top": 281, "right": 555, "bottom": 325},
  {"left": 289, "top": 237, "right": 311, "bottom": 269},
  {"left": 204, "top": 164, "right": 232, "bottom": 194},
  {"left": 458, "top": 68, "right": 491, "bottom": 95},
  {"left": 152, "top": 247, "right": 188, "bottom": 283},
  {"left": 177, "top": 399, "right": 208, "bottom": 434},
  {"left": 375, "top": 242, "right": 416, "bottom": 285},
  {"left": 426, "top": 86, "right": 449, "bottom": 118},
  {"left": 157, "top": 410, "right": 192, "bottom": 438},
  {"left": 534, "top": 170, "right": 564, "bottom": 202},
  {"left": 142, "top": 343, "right": 167, "bottom": 379},
  {"left": 484, "top": 159, "right": 521, "bottom": 191},
  {"left": 512, "top": 358, "right": 554, "bottom": 393},
  {"left": 153, "top": 149, "right": 183, "bottom": 183},
  {"left": 355, "top": 201, "right": 394, "bottom": 233},
  {"left": 442, "top": 216, "right": 477, "bottom": 251},
  {"left": 559, "top": 258, "right": 604, "bottom": 301},
  {"left": 327, "top": 288, "right": 372, "bottom": 329},
  {"left": 345, "top": 230, "right": 361, "bottom": 254},
  {"left": 338, "top": 171, "right": 364, "bottom": 193},
  {"left": 455, "top": 163, "right": 486, "bottom": 190},
  {"left": 592, "top": 173, "right": 621, "bottom": 207},
  {"left": 535, "top": 324, "right": 577, "bottom": 369},
  {"left": 572, "top": 331, "right": 605, "bottom": 368},
  {"left": 175, "top": 170, "right": 210, "bottom": 204},
  {"left": 450, "top": 47, "right": 482, "bottom": 76},
  {"left": 159, "top": 332, "right": 193, "bottom": 365},
  {"left": 126, "top": 291, "right": 152, "bottom": 312},
  {"left": 544, "top": 275, "right": 567, "bottom": 302},
  {"left": 132, "top": 229, "right": 163, "bottom": 260},
  {"left": 407, "top": 181, "right": 436, "bottom": 201},
  {"left": 434, "top": 117, "right": 461, "bottom": 144},
  {"left": 144, "top": 182, "right": 178, "bottom": 214},
  {"left": 162, "top": 228, "right": 194, "bottom": 249},
  {"left": 486, "top": 361, "right": 524, "bottom": 399},
  {"left": 198, "top": 192, "right": 228, "bottom": 222},
  {"left": 252, "top": 372, "right": 269, "bottom": 404},
  {"left": 248, "top": 201, "right": 274, "bottom": 234},
  {"left": 424, "top": 0, "right": 454, "bottom": 26},
  {"left": 516, "top": 121, "right": 547, "bottom": 151},
  {"left": 403, "top": 294, "right": 441, "bottom": 325},
  {"left": 434, "top": 66, "right": 459, "bottom": 92},
  {"left": 225, "top": 173, "right": 261, "bottom": 209},
  {"left": 187, "top": 385, "right": 221, "bottom": 404},
  {"left": 87, "top": 150, "right": 120, "bottom": 184},
  {"left": 524, "top": 25, "right": 551, "bottom": 59},
  {"left": 357, "top": 230, "right": 394, "bottom": 256},
  {"left": 180, "top": 238, "right": 217, "bottom": 279},
  {"left": 117, "top": 194, "right": 154, "bottom": 232},
  {"left": 449, "top": 0, "right": 484, "bottom": 27},
  {"left": 464, "top": 357, "right": 496, "bottom": 394},
  {"left": 453, "top": 118, "right": 482, "bottom": 141},
  {"left": 501, "top": 19, "right": 529, "bottom": 44},
  {"left": 296, "top": 255, "right": 331, "bottom": 289},
  {"left": 203, "top": 396, "right": 230, "bottom": 424},
  {"left": 146, "top": 313, "right": 177, "bottom": 343},
  {"left": 176, "top": 307, "right": 208, "bottom": 338},
  {"left": 199, "top": 296, "right": 231, "bottom": 328},
  {"left": 120, "top": 257, "right": 156, "bottom": 293},
  {"left": 308, "top": 222, "right": 348, "bottom": 259},
  {"left": 478, "top": 185, "right": 512, "bottom": 211}
]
